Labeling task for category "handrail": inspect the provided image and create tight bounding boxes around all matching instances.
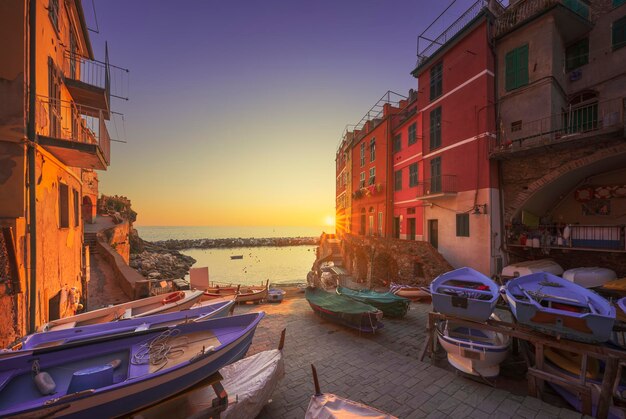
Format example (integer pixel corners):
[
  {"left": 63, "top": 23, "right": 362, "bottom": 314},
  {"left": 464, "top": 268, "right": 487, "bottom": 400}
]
[{"left": 63, "top": 50, "right": 129, "bottom": 101}]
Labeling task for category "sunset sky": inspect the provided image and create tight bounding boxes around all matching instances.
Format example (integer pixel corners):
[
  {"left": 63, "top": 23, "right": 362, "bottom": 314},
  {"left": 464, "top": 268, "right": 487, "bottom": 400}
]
[{"left": 88, "top": 1, "right": 477, "bottom": 227}]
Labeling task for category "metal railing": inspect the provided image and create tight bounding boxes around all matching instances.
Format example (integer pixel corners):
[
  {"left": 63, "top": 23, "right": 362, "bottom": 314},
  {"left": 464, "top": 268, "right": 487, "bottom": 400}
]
[
  {"left": 492, "top": 97, "right": 624, "bottom": 153},
  {"left": 416, "top": 175, "right": 457, "bottom": 197},
  {"left": 495, "top": 0, "right": 590, "bottom": 38},
  {"left": 63, "top": 48, "right": 129, "bottom": 101},
  {"left": 36, "top": 96, "right": 110, "bottom": 165}
]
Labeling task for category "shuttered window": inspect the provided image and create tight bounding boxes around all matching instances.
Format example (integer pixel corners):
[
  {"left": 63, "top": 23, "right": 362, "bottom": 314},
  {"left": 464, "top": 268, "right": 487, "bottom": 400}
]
[
  {"left": 429, "top": 107, "right": 442, "bottom": 150},
  {"left": 394, "top": 170, "right": 402, "bottom": 191},
  {"left": 408, "top": 123, "right": 417, "bottom": 145},
  {"left": 613, "top": 16, "right": 626, "bottom": 50},
  {"left": 565, "top": 38, "right": 588, "bottom": 70},
  {"left": 409, "top": 163, "right": 418, "bottom": 187},
  {"left": 393, "top": 134, "right": 401, "bottom": 153},
  {"left": 430, "top": 62, "right": 443, "bottom": 100},
  {"left": 505, "top": 45, "right": 529, "bottom": 91},
  {"left": 456, "top": 213, "right": 469, "bottom": 237}
]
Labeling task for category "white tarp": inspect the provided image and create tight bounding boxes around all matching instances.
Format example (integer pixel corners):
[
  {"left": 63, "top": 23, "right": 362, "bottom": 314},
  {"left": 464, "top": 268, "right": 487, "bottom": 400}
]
[{"left": 305, "top": 393, "right": 397, "bottom": 419}]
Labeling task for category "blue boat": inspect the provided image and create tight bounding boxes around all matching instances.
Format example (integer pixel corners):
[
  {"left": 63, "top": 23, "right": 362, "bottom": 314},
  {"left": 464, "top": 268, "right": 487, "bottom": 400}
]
[
  {"left": 0, "top": 312, "right": 264, "bottom": 418},
  {"left": 505, "top": 273, "right": 616, "bottom": 343},
  {"left": 11, "top": 298, "right": 236, "bottom": 352},
  {"left": 430, "top": 267, "right": 499, "bottom": 322}
]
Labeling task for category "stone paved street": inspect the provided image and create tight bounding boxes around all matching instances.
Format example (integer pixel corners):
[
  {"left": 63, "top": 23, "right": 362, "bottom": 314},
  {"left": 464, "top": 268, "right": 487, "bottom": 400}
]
[{"left": 235, "top": 297, "right": 588, "bottom": 419}]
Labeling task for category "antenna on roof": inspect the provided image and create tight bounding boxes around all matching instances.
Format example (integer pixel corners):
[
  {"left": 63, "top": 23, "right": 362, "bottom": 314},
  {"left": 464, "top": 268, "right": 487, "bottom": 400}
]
[{"left": 87, "top": 0, "right": 100, "bottom": 33}]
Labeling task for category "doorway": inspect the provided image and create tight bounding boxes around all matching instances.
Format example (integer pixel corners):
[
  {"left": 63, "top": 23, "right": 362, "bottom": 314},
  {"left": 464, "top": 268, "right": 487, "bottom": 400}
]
[
  {"left": 428, "top": 219, "right": 438, "bottom": 248},
  {"left": 408, "top": 218, "right": 416, "bottom": 241}
]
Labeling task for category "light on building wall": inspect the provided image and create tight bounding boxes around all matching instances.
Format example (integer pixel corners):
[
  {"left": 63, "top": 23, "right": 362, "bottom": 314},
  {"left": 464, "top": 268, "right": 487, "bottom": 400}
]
[{"left": 472, "top": 204, "right": 488, "bottom": 215}]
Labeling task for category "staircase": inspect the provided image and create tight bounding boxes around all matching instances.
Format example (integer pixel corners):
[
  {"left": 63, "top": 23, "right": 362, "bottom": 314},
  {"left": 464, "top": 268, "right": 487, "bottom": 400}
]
[{"left": 84, "top": 232, "right": 98, "bottom": 255}]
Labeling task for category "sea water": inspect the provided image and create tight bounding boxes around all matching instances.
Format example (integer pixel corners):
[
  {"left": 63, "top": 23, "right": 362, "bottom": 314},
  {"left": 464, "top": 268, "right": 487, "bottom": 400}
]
[{"left": 135, "top": 226, "right": 328, "bottom": 285}]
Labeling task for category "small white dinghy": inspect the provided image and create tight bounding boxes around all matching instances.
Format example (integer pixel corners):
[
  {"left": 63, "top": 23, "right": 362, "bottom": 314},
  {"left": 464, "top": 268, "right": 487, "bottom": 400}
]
[
  {"left": 437, "top": 314, "right": 510, "bottom": 378},
  {"left": 501, "top": 259, "right": 563, "bottom": 278},
  {"left": 562, "top": 267, "right": 617, "bottom": 289}
]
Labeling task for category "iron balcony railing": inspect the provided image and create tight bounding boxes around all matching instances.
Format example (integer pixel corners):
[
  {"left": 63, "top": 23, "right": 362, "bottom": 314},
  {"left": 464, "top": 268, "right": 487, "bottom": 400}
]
[
  {"left": 416, "top": 175, "right": 457, "bottom": 198},
  {"left": 36, "top": 96, "right": 110, "bottom": 165},
  {"left": 495, "top": 0, "right": 590, "bottom": 38},
  {"left": 491, "top": 97, "right": 624, "bottom": 153},
  {"left": 63, "top": 49, "right": 129, "bottom": 101}
]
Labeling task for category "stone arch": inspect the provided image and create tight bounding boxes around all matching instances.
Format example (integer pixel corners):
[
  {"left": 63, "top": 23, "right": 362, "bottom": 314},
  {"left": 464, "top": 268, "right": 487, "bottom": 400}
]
[
  {"left": 372, "top": 252, "right": 399, "bottom": 285},
  {"left": 81, "top": 195, "right": 94, "bottom": 223}
]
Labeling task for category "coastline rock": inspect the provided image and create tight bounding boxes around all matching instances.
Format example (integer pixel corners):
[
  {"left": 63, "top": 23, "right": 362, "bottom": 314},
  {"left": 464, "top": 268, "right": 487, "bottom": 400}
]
[{"left": 152, "top": 236, "right": 319, "bottom": 251}]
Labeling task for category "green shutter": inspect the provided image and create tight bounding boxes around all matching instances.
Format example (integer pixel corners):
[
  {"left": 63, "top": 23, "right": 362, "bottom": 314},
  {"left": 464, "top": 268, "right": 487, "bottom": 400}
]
[
  {"left": 614, "top": 0, "right": 626, "bottom": 7},
  {"left": 518, "top": 45, "right": 529, "bottom": 87},
  {"left": 613, "top": 16, "right": 626, "bottom": 49},
  {"left": 505, "top": 50, "right": 516, "bottom": 91}
]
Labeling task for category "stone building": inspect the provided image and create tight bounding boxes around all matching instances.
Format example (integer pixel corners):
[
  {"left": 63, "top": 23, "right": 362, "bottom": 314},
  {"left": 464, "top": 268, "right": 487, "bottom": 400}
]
[{"left": 0, "top": 0, "right": 125, "bottom": 344}]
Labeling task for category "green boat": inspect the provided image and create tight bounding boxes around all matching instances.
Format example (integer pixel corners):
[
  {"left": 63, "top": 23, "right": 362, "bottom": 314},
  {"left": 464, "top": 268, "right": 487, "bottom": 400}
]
[
  {"left": 337, "top": 286, "right": 411, "bottom": 318},
  {"left": 305, "top": 287, "right": 383, "bottom": 333}
]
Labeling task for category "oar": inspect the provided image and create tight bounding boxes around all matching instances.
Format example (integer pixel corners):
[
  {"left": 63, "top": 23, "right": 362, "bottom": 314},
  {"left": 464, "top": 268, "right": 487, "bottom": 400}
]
[{"left": 519, "top": 286, "right": 581, "bottom": 304}]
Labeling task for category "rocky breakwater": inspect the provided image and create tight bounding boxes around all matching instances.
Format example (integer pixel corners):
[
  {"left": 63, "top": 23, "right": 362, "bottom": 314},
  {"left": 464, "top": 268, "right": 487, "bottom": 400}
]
[
  {"left": 153, "top": 236, "right": 319, "bottom": 251},
  {"left": 129, "top": 233, "right": 196, "bottom": 280}
]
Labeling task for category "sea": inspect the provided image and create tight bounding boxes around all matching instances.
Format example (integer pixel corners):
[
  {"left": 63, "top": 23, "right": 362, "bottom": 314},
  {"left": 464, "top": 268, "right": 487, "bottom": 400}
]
[{"left": 135, "top": 226, "right": 333, "bottom": 286}]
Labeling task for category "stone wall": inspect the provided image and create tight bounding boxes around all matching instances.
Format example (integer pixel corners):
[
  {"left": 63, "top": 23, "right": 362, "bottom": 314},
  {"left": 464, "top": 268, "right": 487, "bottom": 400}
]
[
  {"left": 103, "top": 221, "right": 131, "bottom": 264},
  {"left": 96, "top": 233, "right": 147, "bottom": 300},
  {"left": 340, "top": 234, "right": 453, "bottom": 287}
]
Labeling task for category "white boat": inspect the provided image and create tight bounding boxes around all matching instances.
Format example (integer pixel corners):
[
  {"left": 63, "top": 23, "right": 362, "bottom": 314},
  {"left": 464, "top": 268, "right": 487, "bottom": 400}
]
[
  {"left": 501, "top": 259, "right": 564, "bottom": 278},
  {"left": 562, "top": 267, "right": 617, "bottom": 288},
  {"left": 39, "top": 290, "right": 205, "bottom": 332},
  {"left": 436, "top": 314, "right": 510, "bottom": 378}
]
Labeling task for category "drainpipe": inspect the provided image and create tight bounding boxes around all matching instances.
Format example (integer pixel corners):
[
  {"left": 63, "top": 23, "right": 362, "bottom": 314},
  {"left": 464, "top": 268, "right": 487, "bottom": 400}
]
[{"left": 27, "top": 0, "right": 37, "bottom": 333}]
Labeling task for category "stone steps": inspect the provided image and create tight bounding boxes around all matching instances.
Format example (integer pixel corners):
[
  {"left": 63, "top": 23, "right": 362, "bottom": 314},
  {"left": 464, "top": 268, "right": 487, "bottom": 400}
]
[{"left": 84, "top": 232, "right": 98, "bottom": 255}]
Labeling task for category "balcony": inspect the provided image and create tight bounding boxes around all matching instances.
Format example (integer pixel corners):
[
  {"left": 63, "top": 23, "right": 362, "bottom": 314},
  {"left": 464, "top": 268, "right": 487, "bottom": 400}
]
[
  {"left": 495, "top": 0, "right": 593, "bottom": 42},
  {"left": 36, "top": 97, "right": 110, "bottom": 170},
  {"left": 416, "top": 175, "right": 457, "bottom": 200},
  {"left": 490, "top": 97, "right": 624, "bottom": 158}
]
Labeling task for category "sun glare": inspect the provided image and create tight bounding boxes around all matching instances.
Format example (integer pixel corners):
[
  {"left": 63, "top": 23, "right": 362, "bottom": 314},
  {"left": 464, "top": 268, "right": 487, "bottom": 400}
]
[{"left": 324, "top": 215, "right": 335, "bottom": 227}]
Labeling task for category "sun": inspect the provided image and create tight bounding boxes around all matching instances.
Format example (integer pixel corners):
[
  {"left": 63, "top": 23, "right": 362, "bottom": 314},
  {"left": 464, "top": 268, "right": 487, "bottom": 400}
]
[{"left": 324, "top": 215, "right": 335, "bottom": 227}]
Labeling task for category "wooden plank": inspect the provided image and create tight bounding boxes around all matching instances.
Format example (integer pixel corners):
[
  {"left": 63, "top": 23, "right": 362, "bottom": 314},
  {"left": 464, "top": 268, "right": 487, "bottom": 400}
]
[
  {"left": 597, "top": 357, "right": 619, "bottom": 419},
  {"left": 535, "top": 343, "right": 545, "bottom": 395},
  {"left": 527, "top": 368, "right": 593, "bottom": 416}
]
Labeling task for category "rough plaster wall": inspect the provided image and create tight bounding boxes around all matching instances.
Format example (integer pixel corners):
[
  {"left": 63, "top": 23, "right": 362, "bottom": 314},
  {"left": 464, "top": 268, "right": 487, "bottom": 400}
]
[
  {"left": 106, "top": 222, "right": 131, "bottom": 264},
  {"left": 0, "top": 142, "right": 25, "bottom": 217}
]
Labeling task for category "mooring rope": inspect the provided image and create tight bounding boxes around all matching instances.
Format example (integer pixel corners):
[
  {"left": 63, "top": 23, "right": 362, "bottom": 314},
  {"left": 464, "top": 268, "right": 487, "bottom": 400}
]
[{"left": 131, "top": 329, "right": 187, "bottom": 372}]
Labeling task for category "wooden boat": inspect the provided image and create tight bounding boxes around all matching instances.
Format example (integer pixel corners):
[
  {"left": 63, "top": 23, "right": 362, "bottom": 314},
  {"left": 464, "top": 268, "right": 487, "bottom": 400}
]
[
  {"left": 504, "top": 272, "right": 616, "bottom": 343},
  {"left": 306, "top": 364, "right": 397, "bottom": 419},
  {"left": 38, "top": 290, "right": 205, "bottom": 332},
  {"left": 430, "top": 267, "right": 499, "bottom": 322},
  {"left": 391, "top": 285, "right": 431, "bottom": 300},
  {"left": 13, "top": 298, "right": 237, "bottom": 352},
  {"left": 603, "top": 277, "right": 626, "bottom": 297},
  {"left": 501, "top": 259, "right": 564, "bottom": 279},
  {"left": 337, "top": 286, "right": 410, "bottom": 318},
  {"left": 436, "top": 314, "right": 510, "bottom": 378},
  {"left": 0, "top": 312, "right": 265, "bottom": 418},
  {"left": 131, "top": 329, "right": 286, "bottom": 419},
  {"left": 236, "top": 280, "right": 269, "bottom": 304},
  {"left": 230, "top": 255, "right": 243, "bottom": 260},
  {"left": 563, "top": 267, "right": 616, "bottom": 289},
  {"left": 305, "top": 287, "right": 383, "bottom": 333}
]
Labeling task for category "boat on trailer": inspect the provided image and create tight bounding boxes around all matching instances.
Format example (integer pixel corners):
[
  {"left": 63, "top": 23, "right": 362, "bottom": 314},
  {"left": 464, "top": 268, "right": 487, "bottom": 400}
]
[
  {"left": 337, "top": 286, "right": 410, "bottom": 318},
  {"left": 0, "top": 312, "right": 265, "bottom": 418},
  {"left": 38, "top": 290, "right": 205, "bottom": 332},
  {"left": 305, "top": 287, "right": 383, "bottom": 333},
  {"left": 430, "top": 267, "right": 499, "bottom": 322},
  {"left": 504, "top": 272, "right": 616, "bottom": 343}
]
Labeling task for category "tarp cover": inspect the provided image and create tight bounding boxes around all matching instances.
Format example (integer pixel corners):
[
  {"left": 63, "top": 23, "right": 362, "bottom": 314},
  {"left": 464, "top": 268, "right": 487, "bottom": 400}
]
[
  {"left": 305, "top": 287, "right": 378, "bottom": 314},
  {"left": 305, "top": 393, "right": 397, "bottom": 419},
  {"left": 337, "top": 286, "right": 410, "bottom": 304}
]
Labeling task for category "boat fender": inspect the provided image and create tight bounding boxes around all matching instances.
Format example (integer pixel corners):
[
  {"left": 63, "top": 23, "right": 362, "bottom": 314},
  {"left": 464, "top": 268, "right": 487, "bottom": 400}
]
[
  {"left": 34, "top": 371, "right": 56, "bottom": 395},
  {"left": 161, "top": 291, "right": 184, "bottom": 305}
]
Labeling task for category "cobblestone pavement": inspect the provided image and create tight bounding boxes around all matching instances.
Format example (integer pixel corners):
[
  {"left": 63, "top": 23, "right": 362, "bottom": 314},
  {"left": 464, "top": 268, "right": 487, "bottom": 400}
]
[{"left": 235, "top": 297, "right": 588, "bottom": 419}]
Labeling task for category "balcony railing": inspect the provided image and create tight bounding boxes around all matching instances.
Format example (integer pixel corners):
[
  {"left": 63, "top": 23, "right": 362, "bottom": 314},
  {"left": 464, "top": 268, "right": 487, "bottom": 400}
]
[
  {"left": 495, "top": 0, "right": 590, "bottom": 38},
  {"left": 36, "top": 96, "right": 110, "bottom": 168},
  {"left": 491, "top": 97, "right": 624, "bottom": 155},
  {"left": 416, "top": 175, "right": 457, "bottom": 199}
]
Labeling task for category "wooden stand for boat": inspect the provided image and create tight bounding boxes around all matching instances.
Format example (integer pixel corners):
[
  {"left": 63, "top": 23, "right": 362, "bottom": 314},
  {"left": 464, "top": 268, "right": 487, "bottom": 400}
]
[{"left": 421, "top": 311, "right": 625, "bottom": 419}]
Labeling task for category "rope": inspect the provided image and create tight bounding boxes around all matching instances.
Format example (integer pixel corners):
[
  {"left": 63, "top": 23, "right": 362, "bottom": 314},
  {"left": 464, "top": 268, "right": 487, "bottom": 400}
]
[{"left": 131, "top": 329, "right": 187, "bottom": 372}]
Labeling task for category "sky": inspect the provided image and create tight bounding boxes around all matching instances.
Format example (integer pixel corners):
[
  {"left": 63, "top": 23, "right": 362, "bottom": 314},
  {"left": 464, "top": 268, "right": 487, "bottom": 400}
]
[{"left": 86, "top": 0, "right": 479, "bottom": 227}]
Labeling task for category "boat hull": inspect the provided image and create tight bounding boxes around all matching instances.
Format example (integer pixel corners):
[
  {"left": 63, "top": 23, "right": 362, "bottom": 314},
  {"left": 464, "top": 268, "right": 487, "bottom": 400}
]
[
  {"left": 562, "top": 267, "right": 616, "bottom": 289},
  {"left": 337, "top": 286, "right": 410, "bottom": 318},
  {"left": 305, "top": 288, "right": 383, "bottom": 333}
]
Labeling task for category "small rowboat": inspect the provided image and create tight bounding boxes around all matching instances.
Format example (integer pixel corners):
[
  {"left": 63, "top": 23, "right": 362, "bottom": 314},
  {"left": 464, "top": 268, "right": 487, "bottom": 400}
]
[
  {"left": 504, "top": 273, "right": 616, "bottom": 343},
  {"left": 430, "top": 267, "right": 499, "bottom": 322},
  {"left": 337, "top": 286, "right": 410, "bottom": 318},
  {"left": 305, "top": 287, "right": 383, "bottom": 333},
  {"left": 236, "top": 281, "right": 269, "bottom": 304},
  {"left": 306, "top": 364, "right": 396, "bottom": 419},
  {"left": 392, "top": 286, "right": 430, "bottom": 300},
  {"left": 267, "top": 288, "right": 286, "bottom": 303},
  {"left": 38, "top": 290, "right": 205, "bottom": 332},
  {"left": 562, "top": 267, "right": 616, "bottom": 289},
  {"left": 0, "top": 312, "right": 265, "bottom": 418},
  {"left": 501, "top": 259, "right": 564, "bottom": 279}
]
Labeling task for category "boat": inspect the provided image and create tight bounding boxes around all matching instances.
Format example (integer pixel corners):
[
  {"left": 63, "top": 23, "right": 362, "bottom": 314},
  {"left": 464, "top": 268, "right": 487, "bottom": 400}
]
[
  {"left": 336, "top": 286, "right": 410, "bottom": 318},
  {"left": 563, "top": 267, "right": 616, "bottom": 289},
  {"left": 267, "top": 288, "right": 286, "bottom": 303},
  {"left": 306, "top": 364, "right": 397, "bottom": 419},
  {"left": 305, "top": 287, "right": 383, "bottom": 333},
  {"left": 236, "top": 280, "right": 269, "bottom": 304},
  {"left": 130, "top": 329, "right": 286, "bottom": 419},
  {"left": 0, "top": 312, "right": 265, "bottom": 418},
  {"left": 430, "top": 267, "right": 500, "bottom": 322},
  {"left": 602, "top": 277, "right": 626, "bottom": 297},
  {"left": 12, "top": 297, "right": 237, "bottom": 352},
  {"left": 390, "top": 284, "right": 431, "bottom": 300},
  {"left": 436, "top": 314, "right": 510, "bottom": 378},
  {"left": 230, "top": 255, "right": 243, "bottom": 260},
  {"left": 504, "top": 272, "right": 616, "bottom": 343},
  {"left": 38, "top": 290, "right": 205, "bottom": 332},
  {"left": 619, "top": 297, "right": 626, "bottom": 322},
  {"left": 501, "top": 259, "right": 564, "bottom": 279}
]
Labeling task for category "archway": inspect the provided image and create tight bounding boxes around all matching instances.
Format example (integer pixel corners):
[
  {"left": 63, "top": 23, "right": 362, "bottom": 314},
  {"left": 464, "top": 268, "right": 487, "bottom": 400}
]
[{"left": 82, "top": 196, "right": 93, "bottom": 224}]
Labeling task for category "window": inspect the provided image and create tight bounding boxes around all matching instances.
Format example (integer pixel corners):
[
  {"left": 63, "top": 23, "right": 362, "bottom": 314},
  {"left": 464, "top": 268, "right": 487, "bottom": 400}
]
[
  {"left": 430, "top": 62, "right": 443, "bottom": 100},
  {"left": 407, "top": 207, "right": 416, "bottom": 215},
  {"left": 614, "top": 0, "right": 626, "bottom": 7},
  {"left": 613, "top": 16, "right": 626, "bottom": 50},
  {"left": 359, "top": 172, "right": 365, "bottom": 188},
  {"left": 430, "top": 107, "right": 442, "bottom": 150},
  {"left": 456, "top": 213, "right": 470, "bottom": 237},
  {"left": 369, "top": 167, "right": 376, "bottom": 185},
  {"left": 360, "top": 142, "right": 365, "bottom": 166},
  {"left": 564, "top": 0, "right": 589, "bottom": 18},
  {"left": 393, "top": 134, "right": 401, "bottom": 153},
  {"left": 378, "top": 212, "right": 383, "bottom": 237},
  {"left": 59, "top": 183, "right": 69, "bottom": 228},
  {"left": 505, "top": 44, "right": 529, "bottom": 91},
  {"left": 370, "top": 138, "right": 376, "bottom": 162},
  {"left": 394, "top": 170, "right": 402, "bottom": 191},
  {"left": 511, "top": 120, "right": 522, "bottom": 132},
  {"left": 566, "top": 38, "right": 589, "bottom": 70},
  {"left": 408, "top": 123, "right": 417, "bottom": 145},
  {"left": 409, "top": 163, "right": 418, "bottom": 187},
  {"left": 430, "top": 157, "right": 442, "bottom": 193},
  {"left": 49, "top": 0, "right": 60, "bottom": 32},
  {"left": 73, "top": 189, "right": 79, "bottom": 227}
]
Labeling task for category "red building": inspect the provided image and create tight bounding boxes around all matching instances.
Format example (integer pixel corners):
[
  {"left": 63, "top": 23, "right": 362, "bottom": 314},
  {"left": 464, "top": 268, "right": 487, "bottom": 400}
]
[{"left": 410, "top": 3, "right": 503, "bottom": 275}]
